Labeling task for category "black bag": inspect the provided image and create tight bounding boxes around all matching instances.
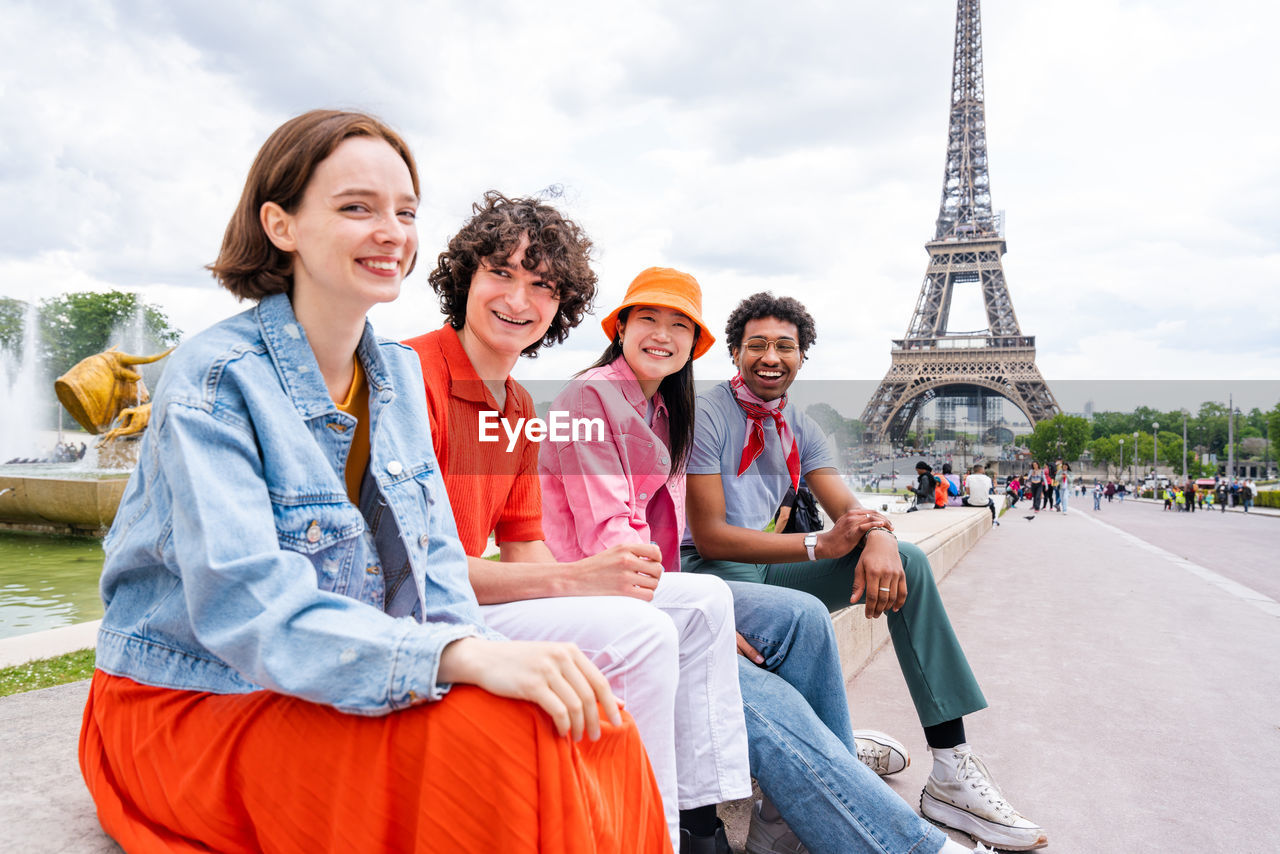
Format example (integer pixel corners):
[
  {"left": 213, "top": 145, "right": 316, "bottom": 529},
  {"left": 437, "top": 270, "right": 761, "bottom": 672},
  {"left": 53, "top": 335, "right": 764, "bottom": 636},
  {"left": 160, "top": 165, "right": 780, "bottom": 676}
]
[{"left": 780, "top": 484, "right": 824, "bottom": 534}]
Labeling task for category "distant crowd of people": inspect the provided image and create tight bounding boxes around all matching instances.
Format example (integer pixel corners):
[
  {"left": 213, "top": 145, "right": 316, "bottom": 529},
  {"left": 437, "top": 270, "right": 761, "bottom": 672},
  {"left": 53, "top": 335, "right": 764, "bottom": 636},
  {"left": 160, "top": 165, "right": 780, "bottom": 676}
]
[
  {"left": 1154, "top": 478, "right": 1257, "bottom": 513},
  {"left": 905, "top": 459, "right": 1266, "bottom": 521},
  {"left": 907, "top": 457, "right": 1076, "bottom": 519},
  {"left": 906, "top": 460, "right": 1004, "bottom": 525}
]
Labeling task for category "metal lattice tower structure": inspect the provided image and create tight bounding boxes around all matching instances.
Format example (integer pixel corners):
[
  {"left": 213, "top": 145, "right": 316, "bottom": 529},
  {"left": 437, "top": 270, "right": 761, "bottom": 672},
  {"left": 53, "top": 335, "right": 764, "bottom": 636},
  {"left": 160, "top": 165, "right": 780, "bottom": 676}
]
[{"left": 861, "top": 0, "right": 1059, "bottom": 444}]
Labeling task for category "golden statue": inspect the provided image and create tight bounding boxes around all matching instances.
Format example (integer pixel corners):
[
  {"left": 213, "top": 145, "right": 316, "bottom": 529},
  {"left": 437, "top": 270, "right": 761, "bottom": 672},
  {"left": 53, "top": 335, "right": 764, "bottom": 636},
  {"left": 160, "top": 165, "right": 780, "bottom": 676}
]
[{"left": 54, "top": 346, "right": 173, "bottom": 467}]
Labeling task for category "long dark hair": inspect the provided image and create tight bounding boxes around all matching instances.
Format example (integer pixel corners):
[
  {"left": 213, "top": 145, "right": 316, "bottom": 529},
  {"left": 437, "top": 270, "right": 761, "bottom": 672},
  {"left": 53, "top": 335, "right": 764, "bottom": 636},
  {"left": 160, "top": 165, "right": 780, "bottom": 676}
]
[{"left": 581, "top": 306, "right": 698, "bottom": 475}]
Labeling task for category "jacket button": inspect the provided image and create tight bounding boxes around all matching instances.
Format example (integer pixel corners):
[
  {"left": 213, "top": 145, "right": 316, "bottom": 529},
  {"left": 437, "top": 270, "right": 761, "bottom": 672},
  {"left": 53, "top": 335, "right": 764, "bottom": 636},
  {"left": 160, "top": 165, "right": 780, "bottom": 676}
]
[
  {"left": 306, "top": 522, "right": 321, "bottom": 543},
  {"left": 386, "top": 460, "right": 404, "bottom": 476},
  {"left": 366, "top": 565, "right": 381, "bottom": 575},
  {"left": 638, "top": 492, "right": 648, "bottom": 500},
  {"left": 418, "top": 533, "right": 430, "bottom": 547}
]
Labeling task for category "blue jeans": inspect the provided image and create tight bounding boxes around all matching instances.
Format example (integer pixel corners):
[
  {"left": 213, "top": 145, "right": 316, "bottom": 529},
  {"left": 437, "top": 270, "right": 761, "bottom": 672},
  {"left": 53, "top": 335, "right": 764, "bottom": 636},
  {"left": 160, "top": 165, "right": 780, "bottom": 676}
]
[
  {"left": 726, "top": 580, "right": 945, "bottom": 854},
  {"left": 691, "top": 544, "right": 987, "bottom": 729}
]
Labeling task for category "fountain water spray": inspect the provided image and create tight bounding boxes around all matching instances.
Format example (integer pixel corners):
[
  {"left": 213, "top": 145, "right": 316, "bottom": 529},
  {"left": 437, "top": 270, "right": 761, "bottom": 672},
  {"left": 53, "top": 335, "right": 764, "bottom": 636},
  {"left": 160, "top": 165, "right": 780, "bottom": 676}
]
[{"left": 0, "top": 301, "right": 45, "bottom": 461}]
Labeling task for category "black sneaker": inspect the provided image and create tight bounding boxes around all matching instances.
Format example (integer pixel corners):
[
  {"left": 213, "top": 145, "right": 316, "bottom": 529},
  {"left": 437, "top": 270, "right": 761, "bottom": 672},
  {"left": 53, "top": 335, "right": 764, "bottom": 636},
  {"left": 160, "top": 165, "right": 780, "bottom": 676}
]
[{"left": 680, "top": 819, "right": 730, "bottom": 854}]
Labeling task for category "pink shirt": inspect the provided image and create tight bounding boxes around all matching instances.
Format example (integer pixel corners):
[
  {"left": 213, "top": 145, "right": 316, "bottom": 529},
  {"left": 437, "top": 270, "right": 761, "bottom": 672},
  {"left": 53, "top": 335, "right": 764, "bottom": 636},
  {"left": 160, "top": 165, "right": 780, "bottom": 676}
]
[{"left": 538, "top": 357, "right": 685, "bottom": 574}]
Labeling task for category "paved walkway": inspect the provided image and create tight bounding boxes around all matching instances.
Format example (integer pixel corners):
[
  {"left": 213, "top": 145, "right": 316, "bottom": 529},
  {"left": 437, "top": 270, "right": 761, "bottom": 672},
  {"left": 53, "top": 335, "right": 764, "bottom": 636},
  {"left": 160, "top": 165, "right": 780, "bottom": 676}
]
[
  {"left": 5, "top": 500, "right": 1277, "bottom": 852},
  {"left": 851, "top": 502, "right": 1280, "bottom": 852}
]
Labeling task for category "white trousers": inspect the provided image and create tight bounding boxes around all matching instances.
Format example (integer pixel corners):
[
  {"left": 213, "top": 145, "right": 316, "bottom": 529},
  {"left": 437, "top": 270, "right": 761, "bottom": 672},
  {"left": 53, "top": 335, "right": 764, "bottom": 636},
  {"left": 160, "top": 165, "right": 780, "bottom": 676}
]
[{"left": 482, "top": 572, "right": 751, "bottom": 850}]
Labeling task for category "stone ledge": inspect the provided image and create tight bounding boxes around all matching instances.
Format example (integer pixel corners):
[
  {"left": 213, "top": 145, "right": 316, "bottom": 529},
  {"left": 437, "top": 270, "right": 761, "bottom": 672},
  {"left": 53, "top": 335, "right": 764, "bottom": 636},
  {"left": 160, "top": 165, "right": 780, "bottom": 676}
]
[
  {"left": 719, "top": 504, "right": 994, "bottom": 849},
  {"left": 833, "top": 506, "right": 992, "bottom": 688},
  {"left": 0, "top": 506, "right": 992, "bottom": 853}
]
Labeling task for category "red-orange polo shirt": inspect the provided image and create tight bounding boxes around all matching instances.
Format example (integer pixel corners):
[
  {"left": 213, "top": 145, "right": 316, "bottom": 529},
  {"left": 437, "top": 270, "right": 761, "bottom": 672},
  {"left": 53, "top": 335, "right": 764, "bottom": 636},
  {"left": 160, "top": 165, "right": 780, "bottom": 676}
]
[{"left": 403, "top": 325, "right": 544, "bottom": 557}]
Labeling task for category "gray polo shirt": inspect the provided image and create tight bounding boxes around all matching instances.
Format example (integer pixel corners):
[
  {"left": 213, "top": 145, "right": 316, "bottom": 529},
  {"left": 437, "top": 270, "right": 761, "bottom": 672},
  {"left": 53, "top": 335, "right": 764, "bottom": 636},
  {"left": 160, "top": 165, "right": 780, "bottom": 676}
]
[{"left": 683, "top": 381, "right": 836, "bottom": 546}]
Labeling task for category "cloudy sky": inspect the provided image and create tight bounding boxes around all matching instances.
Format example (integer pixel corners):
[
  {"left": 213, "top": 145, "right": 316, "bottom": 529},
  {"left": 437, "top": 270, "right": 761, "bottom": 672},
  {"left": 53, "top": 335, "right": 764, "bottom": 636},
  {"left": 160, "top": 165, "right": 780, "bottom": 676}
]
[{"left": 2, "top": 0, "right": 1277, "bottom": 413}]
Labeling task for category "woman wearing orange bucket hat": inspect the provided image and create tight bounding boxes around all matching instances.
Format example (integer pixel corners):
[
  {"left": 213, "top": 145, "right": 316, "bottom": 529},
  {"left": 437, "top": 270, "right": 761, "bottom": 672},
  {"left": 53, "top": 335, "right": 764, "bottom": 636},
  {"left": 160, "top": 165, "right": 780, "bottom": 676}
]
[
  {"left": 540, "top": 267, "right": 756, "bottom": 851},
  {"left": 542, "top": 268, "right": 976, "bottom": 854},
  {"left": 542, "top": 266, "right": 716, "bottom": 572}
]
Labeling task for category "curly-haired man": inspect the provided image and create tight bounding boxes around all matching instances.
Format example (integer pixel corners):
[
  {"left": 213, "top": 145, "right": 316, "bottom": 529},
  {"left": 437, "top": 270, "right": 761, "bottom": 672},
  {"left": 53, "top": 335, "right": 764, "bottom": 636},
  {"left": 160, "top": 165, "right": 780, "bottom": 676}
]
[{"left": 404, "top": 193, "right": 753, "bottom": 852}]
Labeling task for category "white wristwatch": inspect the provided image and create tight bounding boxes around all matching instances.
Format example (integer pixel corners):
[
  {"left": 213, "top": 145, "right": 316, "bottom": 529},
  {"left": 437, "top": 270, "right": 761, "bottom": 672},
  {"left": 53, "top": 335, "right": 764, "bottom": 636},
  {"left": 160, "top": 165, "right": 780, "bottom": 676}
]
[{"left": 804, "top": 532, "right": 818, "bottom": 562}]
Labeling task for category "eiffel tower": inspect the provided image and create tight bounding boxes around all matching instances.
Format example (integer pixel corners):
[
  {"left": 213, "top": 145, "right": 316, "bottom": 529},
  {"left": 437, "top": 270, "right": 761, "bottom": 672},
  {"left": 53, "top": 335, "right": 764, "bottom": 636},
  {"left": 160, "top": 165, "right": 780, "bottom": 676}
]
[{"left": 861, "top": 0, "right": 1058, "bottom": 445}]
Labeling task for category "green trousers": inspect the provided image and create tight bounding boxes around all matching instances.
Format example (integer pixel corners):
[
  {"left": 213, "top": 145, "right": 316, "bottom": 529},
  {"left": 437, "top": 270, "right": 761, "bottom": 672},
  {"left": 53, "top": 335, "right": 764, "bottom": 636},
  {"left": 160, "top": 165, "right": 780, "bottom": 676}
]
[{"left": 683, "top": 539, "right": 986, "bottom": 728}]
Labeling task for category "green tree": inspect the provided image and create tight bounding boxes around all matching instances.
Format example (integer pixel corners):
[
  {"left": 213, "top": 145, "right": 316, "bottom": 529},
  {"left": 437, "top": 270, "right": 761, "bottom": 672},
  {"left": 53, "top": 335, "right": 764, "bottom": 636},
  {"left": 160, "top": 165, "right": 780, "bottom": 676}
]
[
  {"left": 38, "top": 291, "right": 180, "bottom": 380},
  {"left": 804, "top": 402, "right": 866, "bottom": 458},
  {"left": 1267, "top": 402, "right": 1280, "bottom": 464},
  {"left": 805, "top": 402, "right": 845, "bottom": 438},
  {"left": 1090, "top": 411, "right": 1136, "bottom": 440},
  {"left": 1027, "top": 414, "right": 1090, "bottom": 463},
  {"left": 1088, "top": 435, "right": 1120, "bottom": 472},
  {"left": 1244, "top": 407, "right": 1267, "bottom": 435},
  {"left": 0, "top": 296, "right": 27, "bottom": 355}
]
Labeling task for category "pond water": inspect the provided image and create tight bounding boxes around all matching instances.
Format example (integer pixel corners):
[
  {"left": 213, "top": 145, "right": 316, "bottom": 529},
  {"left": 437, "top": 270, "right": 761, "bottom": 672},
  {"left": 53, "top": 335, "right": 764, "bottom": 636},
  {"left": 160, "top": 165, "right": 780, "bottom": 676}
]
[{"left": 0, "top": 531, "right": 105, "bottom": 640}]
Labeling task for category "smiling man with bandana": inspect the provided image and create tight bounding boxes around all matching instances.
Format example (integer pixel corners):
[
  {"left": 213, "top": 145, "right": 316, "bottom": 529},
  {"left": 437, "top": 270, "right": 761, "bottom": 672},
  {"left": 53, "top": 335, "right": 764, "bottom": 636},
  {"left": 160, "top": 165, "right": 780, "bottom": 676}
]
[{"left": 683, "top": 292, "right": 1048, "bottom": 852}]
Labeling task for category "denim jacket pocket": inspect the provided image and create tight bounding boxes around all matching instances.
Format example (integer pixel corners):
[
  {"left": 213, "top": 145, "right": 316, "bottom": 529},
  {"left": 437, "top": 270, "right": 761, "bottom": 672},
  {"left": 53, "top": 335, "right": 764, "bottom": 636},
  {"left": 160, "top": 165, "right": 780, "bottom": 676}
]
[{"left": 270, "top": 493, "right": 365, "bottom": 595}]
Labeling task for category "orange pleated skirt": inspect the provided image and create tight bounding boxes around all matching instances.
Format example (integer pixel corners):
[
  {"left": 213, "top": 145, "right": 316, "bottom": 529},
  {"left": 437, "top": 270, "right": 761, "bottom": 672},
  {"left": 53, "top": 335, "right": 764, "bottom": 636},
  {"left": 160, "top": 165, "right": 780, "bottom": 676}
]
[{"left": 80, "top": 671, "right": 671, "bottom": 853}]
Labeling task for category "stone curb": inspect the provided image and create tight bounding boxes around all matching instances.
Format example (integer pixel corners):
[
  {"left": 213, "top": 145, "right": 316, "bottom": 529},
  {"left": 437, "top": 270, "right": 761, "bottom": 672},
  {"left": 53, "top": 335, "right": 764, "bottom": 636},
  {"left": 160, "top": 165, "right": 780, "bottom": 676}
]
[
  {"left": 717, "top": 506, "right": 991, "bottom": 845},
  {"left": 0, "top": 506, "right": 992, "bottom": 853}
]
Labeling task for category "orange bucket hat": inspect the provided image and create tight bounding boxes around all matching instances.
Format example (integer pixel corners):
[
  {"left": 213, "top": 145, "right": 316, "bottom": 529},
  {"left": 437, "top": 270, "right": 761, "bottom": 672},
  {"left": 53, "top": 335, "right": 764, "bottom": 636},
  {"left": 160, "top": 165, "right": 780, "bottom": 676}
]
[{"left": 600, "top": 267, "right": 717, "bottom": 360}]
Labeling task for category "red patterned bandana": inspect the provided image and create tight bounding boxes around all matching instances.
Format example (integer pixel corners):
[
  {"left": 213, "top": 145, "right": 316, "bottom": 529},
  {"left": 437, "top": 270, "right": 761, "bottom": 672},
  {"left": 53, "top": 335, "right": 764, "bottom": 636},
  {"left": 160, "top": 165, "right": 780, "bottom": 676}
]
[{"left": 729, "top": 374, "right": 800, "bottom": 491}]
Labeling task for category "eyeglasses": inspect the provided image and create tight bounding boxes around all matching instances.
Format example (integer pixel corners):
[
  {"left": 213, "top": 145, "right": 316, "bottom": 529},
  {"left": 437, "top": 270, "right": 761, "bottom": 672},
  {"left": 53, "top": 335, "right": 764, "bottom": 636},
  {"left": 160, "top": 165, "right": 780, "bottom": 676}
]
[{"left": 743, "top": 337, "right": 799, "bottom": 355}]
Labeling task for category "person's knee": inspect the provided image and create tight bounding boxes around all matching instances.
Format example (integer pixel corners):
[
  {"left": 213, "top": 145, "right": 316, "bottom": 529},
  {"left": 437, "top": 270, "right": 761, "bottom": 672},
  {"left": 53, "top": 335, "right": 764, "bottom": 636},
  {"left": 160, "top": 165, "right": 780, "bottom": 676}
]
[
  {"left": 595, "top": 598, "right": 680, "bottom": 669},
  {"left": 682, "top": 572, "right": 736, "bottom": 625},
  {"left": 897, "top": 541, "right": 932, "bottom": 582},
  {"left": 778, "top": 589, "right": 838, "bottom": 651},
  {"left": 735, "top": 584, "right": 835, "bottom": 659}
]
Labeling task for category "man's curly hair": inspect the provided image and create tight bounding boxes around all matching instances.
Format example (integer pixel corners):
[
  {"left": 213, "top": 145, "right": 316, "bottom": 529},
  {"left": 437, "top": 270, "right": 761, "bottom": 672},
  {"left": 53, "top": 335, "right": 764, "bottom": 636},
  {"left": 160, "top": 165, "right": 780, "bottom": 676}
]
[
  {"left": 428, "top": 191, "right": 597, "bottom": 357},
  {"left": 724, "top": 292, "right": 817, "bottom": 359}
]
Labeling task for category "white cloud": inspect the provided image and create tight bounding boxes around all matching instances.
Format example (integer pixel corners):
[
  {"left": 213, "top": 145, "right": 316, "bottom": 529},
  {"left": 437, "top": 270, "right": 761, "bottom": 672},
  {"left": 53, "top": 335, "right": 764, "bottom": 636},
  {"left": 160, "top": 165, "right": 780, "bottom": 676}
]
[{"left": 0, "top": 0, "right": 1276, "bottom": 413}]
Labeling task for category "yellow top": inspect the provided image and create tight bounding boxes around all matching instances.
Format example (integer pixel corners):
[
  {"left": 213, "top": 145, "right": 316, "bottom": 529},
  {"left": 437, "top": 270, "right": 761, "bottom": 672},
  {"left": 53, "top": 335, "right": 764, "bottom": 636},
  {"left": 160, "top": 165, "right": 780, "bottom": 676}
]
[{"left": 334, "top": 358, "right": 370, "bottom": 506}]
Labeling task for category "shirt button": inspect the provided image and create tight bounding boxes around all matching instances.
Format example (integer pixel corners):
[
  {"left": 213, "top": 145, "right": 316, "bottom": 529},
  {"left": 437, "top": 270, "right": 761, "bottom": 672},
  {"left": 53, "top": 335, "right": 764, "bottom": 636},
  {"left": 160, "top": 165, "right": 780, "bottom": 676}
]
[
  {"left": 306, "top": 522, "right": 321, "bottom": 543},
  {"left": 418, "top": 533, "right": 430, "bottom": 547},
  {"left": 386, "top": 460, "right": 404, "bottom": 476},
  {"left": 660, "top": 457, "right": 669, "bottom": 466}
]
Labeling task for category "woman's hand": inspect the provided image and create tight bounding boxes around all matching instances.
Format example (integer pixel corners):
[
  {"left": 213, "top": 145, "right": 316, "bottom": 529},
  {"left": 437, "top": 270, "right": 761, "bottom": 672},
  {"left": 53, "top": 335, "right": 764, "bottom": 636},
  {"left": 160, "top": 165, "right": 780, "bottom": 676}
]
[
  {"left": 568, "top": 543, "right": 664, "bottom": 600},
  {"left": 439, "top": 637, "right": 622, "bottom": 741}
]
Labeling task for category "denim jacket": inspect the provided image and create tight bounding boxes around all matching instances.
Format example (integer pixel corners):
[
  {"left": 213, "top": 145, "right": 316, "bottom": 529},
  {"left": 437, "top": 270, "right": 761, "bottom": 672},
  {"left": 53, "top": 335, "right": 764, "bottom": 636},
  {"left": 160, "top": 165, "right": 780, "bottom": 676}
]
[{"left": 97, "top": 293, "right": 500, "bottom": 715}]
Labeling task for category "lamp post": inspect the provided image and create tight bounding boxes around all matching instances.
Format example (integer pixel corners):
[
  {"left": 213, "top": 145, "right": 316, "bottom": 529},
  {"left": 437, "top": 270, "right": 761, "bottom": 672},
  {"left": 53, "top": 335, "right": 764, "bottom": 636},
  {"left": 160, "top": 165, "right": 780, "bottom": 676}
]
[
  {"left": 1153, "top": 421, "right": 1159, "bottom": 482},
  {"left": 1133, "top": 431, "right": 1139, "bottom": 487},
  {"left": 1182, "top": 410, "right": 1188, "bottom": 481},
  {"left": 1118, "top": 438, "right": 1124, "bottom": 482},
  {"left": 1227, "top": 394, "right": 1235, "bottom": 483}
]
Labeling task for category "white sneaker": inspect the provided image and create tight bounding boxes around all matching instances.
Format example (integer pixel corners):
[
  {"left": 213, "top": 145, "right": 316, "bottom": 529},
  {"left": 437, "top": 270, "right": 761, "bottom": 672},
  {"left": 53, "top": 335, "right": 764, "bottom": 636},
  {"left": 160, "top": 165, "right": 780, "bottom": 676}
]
[
  {"left": 920, "top": 749, "right": 1047, "bottom": 851},
  {"left": 852, "top": 729, "right": 909, "bottom": 776},
  {"left": 745, "top": 799, "right": 808, "bottom": 854}
]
